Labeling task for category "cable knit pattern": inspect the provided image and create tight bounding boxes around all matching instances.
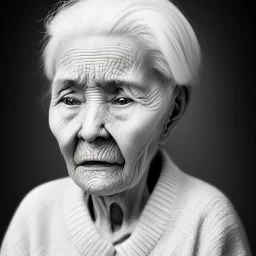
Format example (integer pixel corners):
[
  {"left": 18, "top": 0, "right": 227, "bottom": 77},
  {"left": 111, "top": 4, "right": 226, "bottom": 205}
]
[{"left": 1, "top": 150, "right": 251, "bottom": 255}]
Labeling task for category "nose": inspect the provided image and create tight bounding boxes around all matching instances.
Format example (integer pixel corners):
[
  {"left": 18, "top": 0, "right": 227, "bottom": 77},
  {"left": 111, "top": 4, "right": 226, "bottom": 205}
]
[{"left": 77, "top": 105, "right": 110, "bottom": 143}]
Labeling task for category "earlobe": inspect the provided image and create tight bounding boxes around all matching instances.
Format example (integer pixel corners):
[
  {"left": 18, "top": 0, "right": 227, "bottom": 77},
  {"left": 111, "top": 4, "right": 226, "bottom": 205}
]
[{"left": 160, "top": 85, "right": 191, "bottom": 145}]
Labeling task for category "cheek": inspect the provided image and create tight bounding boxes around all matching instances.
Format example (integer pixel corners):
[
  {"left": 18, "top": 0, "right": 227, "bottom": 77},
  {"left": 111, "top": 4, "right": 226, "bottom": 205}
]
[
  {"left": 49, "top": 106, "right": 80, "bottom": 160},
  {"left": 49, "top": 107, "right": 62, "bottom": 139},
  {"left": 103, "top": 108, "right": 165, "bottom": 190},
  {"left": 108, "top": 107, "right": 165, "bottom": 161}
]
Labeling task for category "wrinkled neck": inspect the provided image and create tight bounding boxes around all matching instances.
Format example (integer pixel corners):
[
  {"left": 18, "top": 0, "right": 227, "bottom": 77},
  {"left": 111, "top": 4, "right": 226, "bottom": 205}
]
[{"left": 89, "top": 171, "right": 150, "bottom": 245}]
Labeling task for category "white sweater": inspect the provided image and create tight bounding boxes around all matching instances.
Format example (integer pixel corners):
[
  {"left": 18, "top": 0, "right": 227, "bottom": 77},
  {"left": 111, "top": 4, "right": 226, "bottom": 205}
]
[{"left": 1, "top": 150, "right": 251, "bottom": 255}]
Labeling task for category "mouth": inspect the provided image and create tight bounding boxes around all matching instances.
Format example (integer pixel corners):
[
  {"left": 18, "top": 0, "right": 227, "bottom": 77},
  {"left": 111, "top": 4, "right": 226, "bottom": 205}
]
[{"left": 81, "top": 161, "right": 117, "bottom": 167}]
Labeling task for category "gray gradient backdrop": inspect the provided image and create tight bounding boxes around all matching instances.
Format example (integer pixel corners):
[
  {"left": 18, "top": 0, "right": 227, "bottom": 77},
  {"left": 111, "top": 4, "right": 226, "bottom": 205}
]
[{"left": 2, "top": 0, "right": 255, "bottom": 254}]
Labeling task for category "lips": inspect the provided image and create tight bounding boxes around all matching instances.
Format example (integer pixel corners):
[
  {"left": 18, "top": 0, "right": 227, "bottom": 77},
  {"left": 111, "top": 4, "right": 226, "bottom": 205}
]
[{"left": 80, "top": 161, "right": 118, "bottom": 167}]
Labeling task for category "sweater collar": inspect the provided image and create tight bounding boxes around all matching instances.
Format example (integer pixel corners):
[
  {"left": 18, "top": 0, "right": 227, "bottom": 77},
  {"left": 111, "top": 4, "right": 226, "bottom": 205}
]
[{"left": 63, "top": 149, "right": 180, "bottom": 256}]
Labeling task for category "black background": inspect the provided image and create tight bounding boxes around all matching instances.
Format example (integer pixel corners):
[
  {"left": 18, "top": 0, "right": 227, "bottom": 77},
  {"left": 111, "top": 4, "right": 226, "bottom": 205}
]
[{"left": 2, "top": 0, "right": 255, "bottom": 254}]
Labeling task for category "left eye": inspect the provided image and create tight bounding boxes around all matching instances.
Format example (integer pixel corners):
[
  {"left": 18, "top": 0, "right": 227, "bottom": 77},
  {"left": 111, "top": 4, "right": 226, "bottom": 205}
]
[
  {"left": 112, "top": 97, "right": 133, "bottom": 105},
  {"left": 61, "top": 97, "right": 81, "bottom": 105}
]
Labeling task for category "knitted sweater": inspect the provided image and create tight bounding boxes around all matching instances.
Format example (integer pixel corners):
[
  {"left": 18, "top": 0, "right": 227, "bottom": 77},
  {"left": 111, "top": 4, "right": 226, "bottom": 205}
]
[{"left": 1, "top": 150, "right": 251, "bottom": 256}]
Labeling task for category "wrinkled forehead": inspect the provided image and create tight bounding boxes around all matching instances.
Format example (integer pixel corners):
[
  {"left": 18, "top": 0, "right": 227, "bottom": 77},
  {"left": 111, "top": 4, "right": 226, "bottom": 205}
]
[{"left": 54, "top": 36, "right": 150, "bottom": 86}]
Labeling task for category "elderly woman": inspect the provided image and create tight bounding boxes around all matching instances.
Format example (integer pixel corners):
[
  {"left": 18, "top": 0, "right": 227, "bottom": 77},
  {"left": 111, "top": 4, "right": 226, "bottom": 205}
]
[{"left": 1, "top": 0, "right": 251, "bottom": 255}]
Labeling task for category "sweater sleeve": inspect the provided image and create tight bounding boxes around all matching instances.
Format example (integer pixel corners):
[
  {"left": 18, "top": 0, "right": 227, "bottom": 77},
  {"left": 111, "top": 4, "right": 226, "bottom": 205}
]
[
  {"left": 1, "top": 186, "right": 44, "bottom": 256},
  {"left": 196, "top": 196, "right": 251, "bottom": 256},
  {"left": 0, "top": 179, "right": 69, "bottom": 256}
]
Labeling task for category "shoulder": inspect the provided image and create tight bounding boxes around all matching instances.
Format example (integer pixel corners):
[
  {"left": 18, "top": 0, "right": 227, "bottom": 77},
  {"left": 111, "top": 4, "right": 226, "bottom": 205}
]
[
  {"left": 177, "top": 170, "right": 234, "bottom": 211},
  {"left": 175, "top": 171, "right": 242, "bottom": 231},
  {"left": 7, "top": 177, "right": 72, "bottom": 224},
  {"left": 19, "top": 177, "right": 71, "bottom": 207},
  {"left": 173, "top": 171, "right": 251, "bottom": 254},
  {"left": 12, "top": 177, "right": 71, "bottom": 217},
  {"left": 161, "top": 150, "right": 234, "bottom": 211},
  {"left": 1, "top": 177, "right": 73, "bottom": 255},
  {"left": 161, "top": 150, "right": 241, "bottom": 225}
]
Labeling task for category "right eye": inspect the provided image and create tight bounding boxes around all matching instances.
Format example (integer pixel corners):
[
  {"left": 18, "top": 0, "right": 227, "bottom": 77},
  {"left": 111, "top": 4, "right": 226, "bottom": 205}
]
[{"left": 61, "top": 97, "right": 81, "bottom": 105}]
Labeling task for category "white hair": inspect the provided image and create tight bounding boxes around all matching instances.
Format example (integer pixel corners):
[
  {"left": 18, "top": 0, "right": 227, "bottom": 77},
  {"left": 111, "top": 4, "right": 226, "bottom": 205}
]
[{"left": 43, "top": 0, "right": 201, "bottom": 86}]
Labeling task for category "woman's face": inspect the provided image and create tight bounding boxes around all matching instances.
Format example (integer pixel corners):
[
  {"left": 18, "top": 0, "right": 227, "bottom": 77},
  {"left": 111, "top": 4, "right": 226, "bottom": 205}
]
[{"left": 49, "top": 36, "right": 174, "bottom": 195}]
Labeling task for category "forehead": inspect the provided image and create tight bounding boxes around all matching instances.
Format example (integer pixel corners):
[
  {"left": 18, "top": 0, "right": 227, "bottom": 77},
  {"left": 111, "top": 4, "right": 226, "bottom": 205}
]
[{"left": 54, "top": 36, "right": 150, "bottom": 86}]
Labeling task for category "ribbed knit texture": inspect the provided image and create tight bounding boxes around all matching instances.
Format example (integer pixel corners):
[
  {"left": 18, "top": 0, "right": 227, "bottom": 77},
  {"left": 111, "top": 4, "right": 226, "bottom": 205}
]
[{"left": 1, "top": 150, "right": 251, "bottom": 255}]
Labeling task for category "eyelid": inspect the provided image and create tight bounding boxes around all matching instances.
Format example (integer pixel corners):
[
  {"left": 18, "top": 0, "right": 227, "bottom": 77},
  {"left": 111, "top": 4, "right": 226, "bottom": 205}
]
[
  {"left": 58, "top": 89, "right": 75, "bottom": 98},
  {"left": 57, "top": 93, "right": 70, "bottom": 104}
]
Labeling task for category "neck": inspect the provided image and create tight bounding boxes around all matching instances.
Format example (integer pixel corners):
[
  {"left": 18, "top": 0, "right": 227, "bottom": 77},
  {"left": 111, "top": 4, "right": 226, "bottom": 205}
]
[{"left": 89, "top": 171, "right": 150, "bottom": 245}]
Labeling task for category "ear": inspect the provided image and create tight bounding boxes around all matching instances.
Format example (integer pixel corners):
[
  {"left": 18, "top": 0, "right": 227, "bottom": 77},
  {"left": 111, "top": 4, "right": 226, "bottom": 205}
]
[{"left": 160, "top": 85, "right": 191, "bottom": 145}]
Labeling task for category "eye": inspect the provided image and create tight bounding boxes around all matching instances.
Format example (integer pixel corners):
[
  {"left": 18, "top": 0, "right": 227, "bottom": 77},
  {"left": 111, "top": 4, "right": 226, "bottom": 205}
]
[
  {"left": 112, "top": 97, "right": 133, "bottom": 105},
  {"left": 61, "top": 97, "right": 81, "bottom": 105}
]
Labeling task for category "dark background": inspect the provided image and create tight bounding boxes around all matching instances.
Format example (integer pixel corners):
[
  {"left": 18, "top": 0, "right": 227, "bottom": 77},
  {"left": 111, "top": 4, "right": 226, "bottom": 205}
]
[{"left": 2, "top": 0, "right": 255, "bottom": 254}]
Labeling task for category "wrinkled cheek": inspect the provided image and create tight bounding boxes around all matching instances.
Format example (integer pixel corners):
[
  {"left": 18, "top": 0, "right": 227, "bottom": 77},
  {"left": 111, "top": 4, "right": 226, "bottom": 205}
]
[
  {"left": 123, "top": 122, "right": 159, "bottom": 154},
  {"left": 49, "top": 109, "right": 79, "bottom": 166},
  {"left": 117, "top": 118, "right": 162, "bottom": 179},
  {"left": 146, "top": 133, "right": 161, "bottom": 158},
  {"left": 119, "top": 128, "right": 159, "bottom": 188},
  {"left": 111, "top": 126, "right": 154, "bottom": 174}
]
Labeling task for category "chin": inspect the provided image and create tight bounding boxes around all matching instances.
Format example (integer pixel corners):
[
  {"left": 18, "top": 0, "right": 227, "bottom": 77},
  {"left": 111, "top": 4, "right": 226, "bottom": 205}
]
[{"left": 68, "top": 165, "right": 132, "bottom": 196}]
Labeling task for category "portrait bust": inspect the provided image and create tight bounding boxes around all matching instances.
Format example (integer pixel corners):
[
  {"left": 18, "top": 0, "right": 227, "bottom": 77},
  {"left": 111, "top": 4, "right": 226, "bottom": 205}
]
[{"left": 1, "top": 0, "right": 253, "bottom": 255}]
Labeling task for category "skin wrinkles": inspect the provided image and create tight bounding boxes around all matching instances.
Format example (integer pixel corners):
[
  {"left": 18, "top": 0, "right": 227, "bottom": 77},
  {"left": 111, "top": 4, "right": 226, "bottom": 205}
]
[
  {"left": 55, "top": 38, "right": 149, "bottom": 85},
  {"left": 49, "top": 35, "right": 175, "bottom": 243},
  {"left": 56, "top": 39, "right": 140, "bottom": 83}
]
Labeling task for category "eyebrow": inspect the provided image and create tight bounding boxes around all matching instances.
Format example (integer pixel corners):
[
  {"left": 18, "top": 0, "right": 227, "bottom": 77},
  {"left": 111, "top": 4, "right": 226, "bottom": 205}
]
[
  {"left": 99, "top": 79, "right": 146, "bottom": 92},
  {"left": 52, "top": 79, "right": 85, "bottom": 95},
  {"left": 62, "top": 79, "right": 85, "bottom": 89}
]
